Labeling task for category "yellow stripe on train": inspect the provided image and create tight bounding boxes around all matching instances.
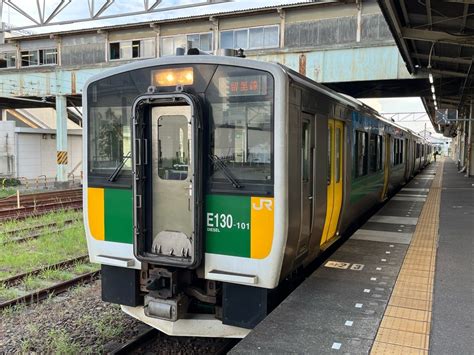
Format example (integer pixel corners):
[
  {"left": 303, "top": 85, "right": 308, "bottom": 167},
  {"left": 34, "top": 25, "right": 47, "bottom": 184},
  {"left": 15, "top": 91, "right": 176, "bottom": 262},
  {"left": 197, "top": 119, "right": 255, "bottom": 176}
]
[
  {"left": 87, "top": 187, "right": 105, "bottom": 240},
  {"left": 250, "top": 197, "right": 274, "bottom": 259}
]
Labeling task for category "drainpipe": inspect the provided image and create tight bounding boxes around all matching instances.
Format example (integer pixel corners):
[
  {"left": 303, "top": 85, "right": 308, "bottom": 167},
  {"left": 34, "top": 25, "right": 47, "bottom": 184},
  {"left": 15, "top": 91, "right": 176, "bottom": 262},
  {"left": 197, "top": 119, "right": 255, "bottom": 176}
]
[{"left": 356, "top": 0, "right": 362, "bottom": 43}]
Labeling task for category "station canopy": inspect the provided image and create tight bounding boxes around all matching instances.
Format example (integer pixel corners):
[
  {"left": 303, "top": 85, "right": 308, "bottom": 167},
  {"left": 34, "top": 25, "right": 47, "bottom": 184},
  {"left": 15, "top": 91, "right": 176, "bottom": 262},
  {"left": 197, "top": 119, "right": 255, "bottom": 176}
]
[{"left": 378, "top": 0, "right": 474, "bottom": 137}]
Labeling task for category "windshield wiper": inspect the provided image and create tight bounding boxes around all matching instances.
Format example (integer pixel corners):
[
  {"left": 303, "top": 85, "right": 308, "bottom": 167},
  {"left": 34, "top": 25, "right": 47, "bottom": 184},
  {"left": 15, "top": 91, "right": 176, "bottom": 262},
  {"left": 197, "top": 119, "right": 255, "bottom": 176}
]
[
  {"left": 108, "top": 151, "right": 131, "bottom": 182},
  {"left": 209, "top": 154, "right": 242, "bottom": 188}
]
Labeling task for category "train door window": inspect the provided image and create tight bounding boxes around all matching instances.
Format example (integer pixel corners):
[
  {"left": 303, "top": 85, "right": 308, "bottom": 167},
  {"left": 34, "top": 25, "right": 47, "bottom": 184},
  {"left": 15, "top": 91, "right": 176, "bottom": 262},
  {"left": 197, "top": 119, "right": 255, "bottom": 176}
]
[
  {"left": 328, "top": 126, "right": 332, "bottom": 184},
  {"left": 355, "top": 130, "right": 368, "bottom": 177},
  {"left": 377, "top": 135, "right": 383, "bottom": 171},
  {"left": 393, "top": 139, "right": 398, "bottom": 165},
  {"left": 302, "top": 121, "right": 310, "bottom": 181},
  {"left": 157, "top": 115, "right": 189, "bottom": 180},
  {"left": 335, "top": 127, "right": 341, "bottom": 182},
  {"left": 400, "top": 140, "right": 404, "bottom": 164},
  {"left": 369, "top": 133, "right": 377, "bottom": 172}
]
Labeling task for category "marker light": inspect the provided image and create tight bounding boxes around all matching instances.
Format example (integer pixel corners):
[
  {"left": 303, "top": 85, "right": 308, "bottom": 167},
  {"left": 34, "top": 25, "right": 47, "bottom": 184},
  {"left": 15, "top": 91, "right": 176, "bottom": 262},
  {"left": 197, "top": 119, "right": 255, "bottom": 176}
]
[
  {"left": 429, "top": 73, "right": 434, "bottom": 84},
  {"left": 152, "top": 67, "right": 194, "bottom": 86}
]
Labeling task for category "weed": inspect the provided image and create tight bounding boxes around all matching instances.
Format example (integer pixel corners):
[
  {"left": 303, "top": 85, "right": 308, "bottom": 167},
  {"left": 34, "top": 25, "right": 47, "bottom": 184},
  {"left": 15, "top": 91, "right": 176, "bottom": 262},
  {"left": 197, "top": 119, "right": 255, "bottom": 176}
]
[
  {"left": 0, "top": 283, "right": 21, "bottom": 300},
  {"left": 22, "top": 275, "right": 47, "bottom": 291},
  {"left": 45, "top": 329, "right": 81, "bottom": 354},
  {"left": 72, "top": 263, "right": 99, "bottom": 275}
]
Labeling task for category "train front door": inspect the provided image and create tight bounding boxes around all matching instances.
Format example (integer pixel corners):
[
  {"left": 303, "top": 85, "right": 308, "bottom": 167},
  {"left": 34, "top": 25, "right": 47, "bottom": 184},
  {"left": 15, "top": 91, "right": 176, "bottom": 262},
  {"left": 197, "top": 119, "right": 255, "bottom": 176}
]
[
  {"left": 150, "top": 105, "right": 194, "bottom": 260},
  {"left": 321, "top": 119, "right": 344, "bottom": 245},
  {"left": 132, "top": 94, "right": 203, "bottom": 268}
]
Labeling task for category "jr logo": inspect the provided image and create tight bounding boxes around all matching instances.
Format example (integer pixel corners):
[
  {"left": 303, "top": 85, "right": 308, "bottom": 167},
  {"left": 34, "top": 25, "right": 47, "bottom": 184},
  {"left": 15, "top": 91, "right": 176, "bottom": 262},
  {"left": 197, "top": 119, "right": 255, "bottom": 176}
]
[{"left": 252, "top": 198, "right": 273, "bottom": 211}]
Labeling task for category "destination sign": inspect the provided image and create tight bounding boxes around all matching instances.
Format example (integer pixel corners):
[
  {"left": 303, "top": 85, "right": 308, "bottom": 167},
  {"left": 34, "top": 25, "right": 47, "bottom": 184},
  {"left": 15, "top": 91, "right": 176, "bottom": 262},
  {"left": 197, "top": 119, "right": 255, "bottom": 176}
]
[{"left": 218, "top": 75, "right": 268, "bottom": 97}]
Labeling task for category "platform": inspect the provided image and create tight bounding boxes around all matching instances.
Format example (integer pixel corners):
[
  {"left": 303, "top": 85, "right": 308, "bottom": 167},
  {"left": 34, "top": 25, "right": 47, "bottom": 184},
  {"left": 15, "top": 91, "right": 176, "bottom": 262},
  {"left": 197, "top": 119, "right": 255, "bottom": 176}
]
[{"left": 231, "top": 158, "right": 473, "bottom": 354}]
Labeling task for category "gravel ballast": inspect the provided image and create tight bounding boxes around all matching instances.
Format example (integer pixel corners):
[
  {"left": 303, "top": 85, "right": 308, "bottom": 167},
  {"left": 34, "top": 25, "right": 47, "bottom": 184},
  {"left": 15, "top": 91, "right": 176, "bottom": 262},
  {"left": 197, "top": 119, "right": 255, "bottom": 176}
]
[{"left": 0, "top": 280, "right": 230, "bottom": 354}]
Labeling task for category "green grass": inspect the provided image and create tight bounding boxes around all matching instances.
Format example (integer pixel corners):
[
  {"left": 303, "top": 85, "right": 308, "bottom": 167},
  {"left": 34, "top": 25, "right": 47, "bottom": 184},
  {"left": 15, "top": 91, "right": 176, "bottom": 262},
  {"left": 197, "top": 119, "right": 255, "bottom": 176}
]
[
  {"left": 0, "top": 283, "right": 22, "bottom": 300},
  {"left": 0, "top": 221, "right": 87, "bottom": 280},
  {"left": 0, "top": 188, "right": 16, "bottom": 199},
  {"left": 45, "top": 329, "right": 82, "bottom": 354}
]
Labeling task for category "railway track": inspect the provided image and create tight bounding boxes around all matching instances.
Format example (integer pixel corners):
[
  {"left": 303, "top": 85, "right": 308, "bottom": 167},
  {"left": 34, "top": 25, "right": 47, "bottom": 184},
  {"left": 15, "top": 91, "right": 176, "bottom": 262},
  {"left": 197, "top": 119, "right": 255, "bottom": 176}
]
[
  {"left": 109, "top": 326, "right": 239, "bottom": 355},
  {"left": 0, "top": 255, "right": 89, "bottom": 287},
  {"left": 1, "top": 218, "right": 80, "bottom": 245},
  {"left": 0, "top": 269, "right": 99, "bottom": 310},
  {"left": 0, "top": 200, "right": 82, "bottom": 221},
  {"left": 0, "top": 188, "right": 82, "bottom": 208},
  {"left": 0, "top": 188, "right": 83, "bottom": 221}
]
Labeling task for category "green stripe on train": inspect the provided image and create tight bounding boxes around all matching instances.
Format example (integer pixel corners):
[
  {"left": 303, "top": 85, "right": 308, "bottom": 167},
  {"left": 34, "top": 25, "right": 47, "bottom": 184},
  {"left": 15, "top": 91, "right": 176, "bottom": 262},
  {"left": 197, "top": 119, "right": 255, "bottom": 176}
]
[{"left": 104, "top": 188, "right": 133, "bottom": 244}]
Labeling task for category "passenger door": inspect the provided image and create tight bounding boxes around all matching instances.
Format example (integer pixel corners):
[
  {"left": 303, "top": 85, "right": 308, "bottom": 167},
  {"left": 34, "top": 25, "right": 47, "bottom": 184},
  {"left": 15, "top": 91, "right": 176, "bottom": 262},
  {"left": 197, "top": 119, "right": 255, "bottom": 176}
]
[
  {"left": 298, "top": 114, "right": 315, "bottom": 256},
  {"left": 321, "top": 119, "right": 344, "bottom": 245}
]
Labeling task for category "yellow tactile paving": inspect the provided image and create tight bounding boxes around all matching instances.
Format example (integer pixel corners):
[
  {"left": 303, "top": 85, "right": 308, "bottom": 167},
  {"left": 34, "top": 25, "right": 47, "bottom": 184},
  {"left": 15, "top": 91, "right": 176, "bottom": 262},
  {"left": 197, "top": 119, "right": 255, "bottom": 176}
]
[
  {"left": 371, "top": 160, "right": 444, "bottom": 354},
  {"left": 371, "top": 341, "right": 428, "bottom": 355},
  {"left": 380, "top": 316, "right": 430, "bottom": 334},
  {"left": 376, "top": 328, "right": 429, "bottom": 349}
]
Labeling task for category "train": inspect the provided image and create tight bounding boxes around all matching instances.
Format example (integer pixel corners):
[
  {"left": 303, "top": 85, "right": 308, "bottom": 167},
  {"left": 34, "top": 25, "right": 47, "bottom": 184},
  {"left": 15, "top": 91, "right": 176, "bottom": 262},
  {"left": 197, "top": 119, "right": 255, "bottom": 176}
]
[{"left": 83, "top": 52, "right": 431, "bottom": 338}]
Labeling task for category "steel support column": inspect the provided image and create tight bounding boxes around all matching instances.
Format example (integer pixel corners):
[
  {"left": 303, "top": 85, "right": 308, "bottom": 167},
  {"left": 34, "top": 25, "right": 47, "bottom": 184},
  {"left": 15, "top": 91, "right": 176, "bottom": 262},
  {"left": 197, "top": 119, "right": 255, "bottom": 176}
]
[
  {"left": 55, "top": 95, "right": 68, "bottom": 184},
  {"left": 468, "top": 101, "right": 474, "bottom": 177}
]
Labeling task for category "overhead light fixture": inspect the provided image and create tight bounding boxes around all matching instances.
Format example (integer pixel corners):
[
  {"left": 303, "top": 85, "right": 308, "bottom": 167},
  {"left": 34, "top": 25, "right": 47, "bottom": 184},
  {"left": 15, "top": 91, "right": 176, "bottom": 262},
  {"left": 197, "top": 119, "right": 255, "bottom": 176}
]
[
  {"left": 429, "top": 73, "right": 434, "bottom": 84},
  {"left": 432, "top": 93, "right": 436, "bottom": 101},
  {"left": 431, "top": 85, "right": 435, "bottom": 94}
]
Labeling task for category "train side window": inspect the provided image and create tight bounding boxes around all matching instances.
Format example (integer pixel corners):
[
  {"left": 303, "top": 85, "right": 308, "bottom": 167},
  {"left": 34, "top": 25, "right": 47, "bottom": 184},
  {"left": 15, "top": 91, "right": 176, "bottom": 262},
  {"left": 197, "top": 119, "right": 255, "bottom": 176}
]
[
  {"left": 369, "top": 133, "right": 377, "bottom": 173},
  {"left": 328, "top": 126, "right": 332, "bottom": 184},
  {"left": 302, "top": 121, "right": 310, "bottom": 182},
  {"left": 355, "top": 130, "right": 368, "bottom": 177},
  {"left": 335, "top": 127, "right": 341, "bottom": 182}
]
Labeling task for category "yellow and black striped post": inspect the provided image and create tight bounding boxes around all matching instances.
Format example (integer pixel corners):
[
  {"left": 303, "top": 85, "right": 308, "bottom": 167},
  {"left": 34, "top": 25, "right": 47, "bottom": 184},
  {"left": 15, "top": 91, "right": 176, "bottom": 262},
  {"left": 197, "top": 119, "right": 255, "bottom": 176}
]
[{"left": 57, "top": 151, "right": 68, "bottom": 165}]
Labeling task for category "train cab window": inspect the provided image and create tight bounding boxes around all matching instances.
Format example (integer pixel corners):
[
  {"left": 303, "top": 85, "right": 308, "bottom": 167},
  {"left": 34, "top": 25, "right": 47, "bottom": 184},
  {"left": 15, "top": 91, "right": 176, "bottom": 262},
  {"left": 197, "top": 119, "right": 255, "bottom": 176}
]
[
  {"left": 369, "top": 133, "right": 377, "bottom": 172},
  {"left": 335, "top": 127, "right": 341, "bottom": 182},
  {"left": 157, "top": 115, "right": 189, "bottom": 180},
  {"left": 207, "top": 66, "right": 274, "bottom": 189},
  {"left": 355, "top": 130, "right": 368, "bottom": 177}
]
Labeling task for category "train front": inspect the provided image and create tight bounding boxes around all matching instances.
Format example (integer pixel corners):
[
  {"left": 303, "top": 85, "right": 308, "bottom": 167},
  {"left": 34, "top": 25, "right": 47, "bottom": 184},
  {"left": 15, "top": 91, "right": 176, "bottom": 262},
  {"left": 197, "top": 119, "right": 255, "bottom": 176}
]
[{"left": 83, "top": 56, "right": 288, "bottom": 337}]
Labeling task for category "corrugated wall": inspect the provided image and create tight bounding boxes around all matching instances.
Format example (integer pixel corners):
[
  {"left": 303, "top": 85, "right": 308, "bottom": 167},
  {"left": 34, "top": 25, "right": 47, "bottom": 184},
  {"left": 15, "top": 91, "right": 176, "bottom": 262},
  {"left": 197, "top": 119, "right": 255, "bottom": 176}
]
[
  {"left": 284, "top": 14, "right": 391, "bottom": 49},
  {"left": 61, "top": 34, "right": 107, "bottom": 66}
]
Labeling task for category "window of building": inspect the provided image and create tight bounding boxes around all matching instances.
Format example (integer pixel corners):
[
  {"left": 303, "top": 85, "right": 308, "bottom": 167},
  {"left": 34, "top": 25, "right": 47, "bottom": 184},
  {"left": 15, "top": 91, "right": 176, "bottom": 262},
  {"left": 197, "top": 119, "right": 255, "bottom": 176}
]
[
  {"left": 21, "top": 48, "right": 57, "bottom": 67},
  {"left": 0, "top": 51, "right": 17, "bottom": 68},
  {"left": 355, "top": 130, "right": 368, "bottom": 177},
  {"left": 160, "top": 32, "right": 212, "bottom": 56},
  {"left": 109, "top": 38, "right": 155, "bottom": 61},
  {"left": 220, "top": 25, "right": 279, "bottom": 50}
]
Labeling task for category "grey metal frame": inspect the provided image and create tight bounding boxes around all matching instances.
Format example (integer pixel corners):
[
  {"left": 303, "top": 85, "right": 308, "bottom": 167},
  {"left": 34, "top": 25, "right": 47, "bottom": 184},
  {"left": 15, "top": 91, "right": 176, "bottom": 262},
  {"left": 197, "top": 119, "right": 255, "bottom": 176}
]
[
  {"left": 131, "top": 92, "right": 202, "bottom": 268},
  {"left": 1, "top": 0, "right": 230, "bottom": 31}
]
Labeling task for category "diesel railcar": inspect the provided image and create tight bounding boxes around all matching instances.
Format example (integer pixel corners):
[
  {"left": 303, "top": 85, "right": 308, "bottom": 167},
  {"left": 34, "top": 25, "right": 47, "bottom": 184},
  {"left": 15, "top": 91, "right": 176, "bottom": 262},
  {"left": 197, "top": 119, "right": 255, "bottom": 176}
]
[{"left": 83, "top": 53, "right": 431, "bottom": 338}]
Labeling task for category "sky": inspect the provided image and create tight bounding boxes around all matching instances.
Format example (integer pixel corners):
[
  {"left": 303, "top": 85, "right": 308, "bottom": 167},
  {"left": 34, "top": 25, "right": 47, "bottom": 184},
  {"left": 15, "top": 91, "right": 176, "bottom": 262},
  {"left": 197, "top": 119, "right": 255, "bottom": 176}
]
[{"left": 1, "top": 0, "right": 440, "bottom": 137}]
